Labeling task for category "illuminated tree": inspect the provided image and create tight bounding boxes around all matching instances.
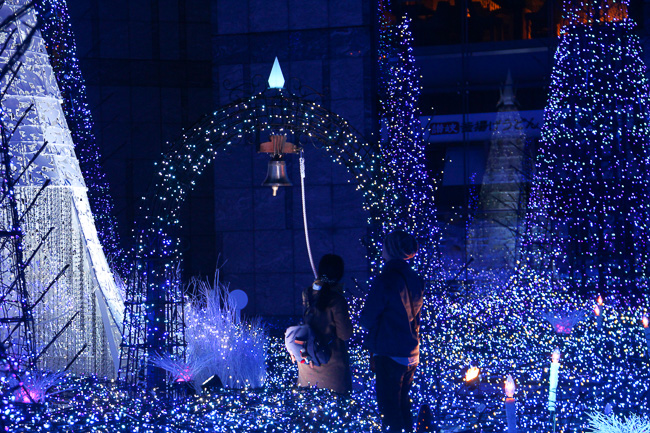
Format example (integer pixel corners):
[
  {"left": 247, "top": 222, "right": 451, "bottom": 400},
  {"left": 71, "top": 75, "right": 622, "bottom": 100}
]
[
  {"left": 376, "top": 0, "right": 439, "bottom": 278},
  {"left": 523, "top": 0, "right": 650, "bottom": 303}
]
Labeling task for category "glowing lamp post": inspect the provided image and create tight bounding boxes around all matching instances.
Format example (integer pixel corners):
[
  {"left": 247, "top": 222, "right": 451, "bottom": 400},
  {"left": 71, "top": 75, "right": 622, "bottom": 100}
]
[
  {"left": 642, "top": 316, "right": 650, "bottom": 356},
  {"left": 504, "top": 375, "right": 517, "bottom": 433}
]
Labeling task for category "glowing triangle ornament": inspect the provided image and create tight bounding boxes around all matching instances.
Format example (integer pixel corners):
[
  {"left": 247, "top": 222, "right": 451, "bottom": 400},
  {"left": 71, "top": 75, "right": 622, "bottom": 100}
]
[{"left": 268, "top": 57, "right": 285, "bottom": 89}]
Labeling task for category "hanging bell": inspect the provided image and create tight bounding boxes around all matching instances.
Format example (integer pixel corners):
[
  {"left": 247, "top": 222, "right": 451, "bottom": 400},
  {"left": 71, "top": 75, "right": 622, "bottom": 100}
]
[{"left": 261, "top": 155, "right": 292, "bottom": 196}]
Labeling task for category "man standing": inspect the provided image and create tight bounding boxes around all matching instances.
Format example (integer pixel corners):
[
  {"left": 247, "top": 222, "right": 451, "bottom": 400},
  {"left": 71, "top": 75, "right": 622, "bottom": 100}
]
[{"left": 360, "top": 230, "right": 424, "bottom": 432}]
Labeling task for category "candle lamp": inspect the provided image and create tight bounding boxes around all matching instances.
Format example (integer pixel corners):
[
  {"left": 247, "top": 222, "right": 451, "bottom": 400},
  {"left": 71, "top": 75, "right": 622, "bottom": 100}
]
[
  {"left": 504, "top": 375, "right": 517, "bottom": 433},
  {"left": 594, "top": 295, "right": 604, "bottom": 330},
  {"left": 464, "top": 366, "right": 480, "bottom": 385},
  {"left": 548, "top": 348, "right": 561, "bottom": 433},
  {"left": 548, "top": 348, "right": 561, "bottom": 412},
  {"left": 642, "top": 316, "right": 650, "bottom": 356},
  {"left": 465, "top": 366, "right": 479, "bottom": 382},
  {"left": 463, "top": 365, "right": 480, "bottom": 393}
]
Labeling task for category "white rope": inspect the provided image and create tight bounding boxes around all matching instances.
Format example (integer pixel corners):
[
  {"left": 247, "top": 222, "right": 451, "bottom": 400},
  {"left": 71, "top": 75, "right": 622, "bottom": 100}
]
[{"left": 300, "top": 151, "right": 318, "bottom": 279}]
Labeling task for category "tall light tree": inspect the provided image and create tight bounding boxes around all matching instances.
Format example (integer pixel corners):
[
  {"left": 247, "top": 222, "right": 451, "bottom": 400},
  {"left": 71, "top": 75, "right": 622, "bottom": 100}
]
[
  {"left": 375, "top": 0, "right": 439, "bottom": 278},
  {"left": 523, "top": 0, "right": 650, "bottom": 303}
]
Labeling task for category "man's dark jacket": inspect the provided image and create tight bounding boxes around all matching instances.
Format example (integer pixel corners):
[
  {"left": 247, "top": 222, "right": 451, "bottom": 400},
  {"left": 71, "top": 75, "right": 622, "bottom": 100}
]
[{"left": 360, "top": 259, "right": 424, "bottom": 358}]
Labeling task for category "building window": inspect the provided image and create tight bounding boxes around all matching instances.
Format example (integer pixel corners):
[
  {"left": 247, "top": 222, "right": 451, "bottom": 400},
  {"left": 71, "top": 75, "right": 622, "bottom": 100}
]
[
  {"left": 395, "top": 0, "right": 561, "bottom": 46},
  {"left": 396, "top": 0, "right": 644, "bottom": 46}
]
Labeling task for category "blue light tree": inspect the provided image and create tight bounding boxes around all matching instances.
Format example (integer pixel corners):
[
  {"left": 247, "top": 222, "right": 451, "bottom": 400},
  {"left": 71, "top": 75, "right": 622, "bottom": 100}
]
[
  {"left": 375, "top": 0, "right": 439, "bottom": 278},
  {"left": 522, "top": 0, "right": 650, "bottom": 303}
]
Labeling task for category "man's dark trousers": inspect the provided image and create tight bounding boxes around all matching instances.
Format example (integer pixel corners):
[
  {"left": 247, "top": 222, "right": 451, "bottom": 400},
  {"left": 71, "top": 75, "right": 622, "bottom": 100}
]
[{"left": 374, "top": 355, "right": 417, "bottom": 432}]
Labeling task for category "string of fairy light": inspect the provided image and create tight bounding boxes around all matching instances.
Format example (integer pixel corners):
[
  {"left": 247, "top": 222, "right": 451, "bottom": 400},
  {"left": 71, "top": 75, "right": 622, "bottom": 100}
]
[
  {"left": 122, "top": 87, "right": 385, "bottom": 386},
  {"left": 35, "top": 0, "right": 123, "bottom": 264},
  {"left": 131, "top": 88, "right": 382, "bottom": 262},
  {"left": 426, "top": 269, "right": 650, "bottom": 429},
  {"left": 8, "top": 283, "right": 650, "bottom": 431},
  {"left": 124, "top": 31, "right": 443, "bottom": 378},
  {"left": 9, "top": 0, "right": 650, "bottom": 431},
  {"left": 522, "top": 0, "right": 650, "bottom": 304},
  {"left": 375, "top": 0, "right": 440, "bottom": 279}
]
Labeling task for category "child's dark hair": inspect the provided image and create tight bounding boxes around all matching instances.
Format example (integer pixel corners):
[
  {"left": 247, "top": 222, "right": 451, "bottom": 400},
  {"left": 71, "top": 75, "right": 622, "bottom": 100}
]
[{"left": 314, "top": 254, "right": 344, "bottom": 311}]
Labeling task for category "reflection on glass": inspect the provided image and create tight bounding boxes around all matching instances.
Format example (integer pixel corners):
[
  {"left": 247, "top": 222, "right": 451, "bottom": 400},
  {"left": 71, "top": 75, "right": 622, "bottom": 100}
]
[{"left": 394, "top": 0, "right": 563, "bottom": 45}]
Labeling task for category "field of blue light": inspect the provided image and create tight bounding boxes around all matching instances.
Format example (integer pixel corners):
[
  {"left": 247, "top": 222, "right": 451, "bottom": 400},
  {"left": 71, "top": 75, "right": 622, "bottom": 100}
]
[{"left": 9, "top": 275, "right": 650, "bottom": 433}]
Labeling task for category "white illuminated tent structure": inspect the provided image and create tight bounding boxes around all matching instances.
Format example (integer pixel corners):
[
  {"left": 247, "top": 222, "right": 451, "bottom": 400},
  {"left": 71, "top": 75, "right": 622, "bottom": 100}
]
[
  {"left": 0, "top": 1, "right": 123, "bottom": 377},
  {"left": 467, "top": 71, "right": 529, "bottom": 273}
]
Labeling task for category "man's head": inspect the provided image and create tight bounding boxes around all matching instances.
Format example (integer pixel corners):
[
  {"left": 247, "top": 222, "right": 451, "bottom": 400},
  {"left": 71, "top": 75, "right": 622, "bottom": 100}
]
[{"left": 382, "top": 230, "right": 418, "bottom": 261}]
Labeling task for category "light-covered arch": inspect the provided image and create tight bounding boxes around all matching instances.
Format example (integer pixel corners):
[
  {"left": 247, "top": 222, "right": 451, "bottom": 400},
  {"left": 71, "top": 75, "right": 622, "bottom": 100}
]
[
  {"left": 134, "top": 88, "right": 382, "bottom": 262},
  {"left": 119, "top": 88, "right": 384, "bottom": 386}
]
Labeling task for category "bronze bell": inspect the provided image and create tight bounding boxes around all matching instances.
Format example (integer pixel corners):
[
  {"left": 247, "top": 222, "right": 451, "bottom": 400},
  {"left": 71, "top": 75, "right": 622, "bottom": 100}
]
[{"left": 262, "top": 155, "right": 292, "bottom": 196}]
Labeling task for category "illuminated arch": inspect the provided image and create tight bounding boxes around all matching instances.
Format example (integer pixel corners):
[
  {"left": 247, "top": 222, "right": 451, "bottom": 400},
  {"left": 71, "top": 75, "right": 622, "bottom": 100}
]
[
  {"left": 133, "top": 88, "right": 383, "bottom": 263},
  {"left": 121, "top": 87, "right": 387, "bottom": 385}
]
